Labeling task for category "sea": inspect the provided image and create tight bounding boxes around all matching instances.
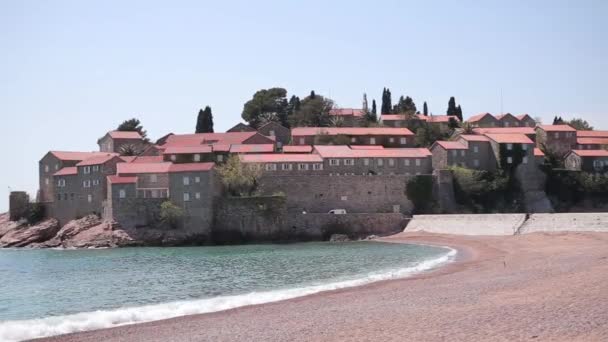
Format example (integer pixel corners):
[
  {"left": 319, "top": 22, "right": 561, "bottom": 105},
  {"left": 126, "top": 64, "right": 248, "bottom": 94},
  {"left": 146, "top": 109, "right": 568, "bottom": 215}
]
[{"left": 0, "top": 241, "right": 455, "bottom": 341}]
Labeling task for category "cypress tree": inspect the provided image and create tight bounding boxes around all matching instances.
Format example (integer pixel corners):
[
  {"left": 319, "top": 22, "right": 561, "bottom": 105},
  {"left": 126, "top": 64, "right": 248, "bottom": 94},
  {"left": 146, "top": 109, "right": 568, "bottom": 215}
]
[
  {"left": 447, "top": 96, "right": 457, "bottom": 117},
  {"left": 423, "top": 102, "right": 428, "bottom": 116},
  {"left": 198, "top": 106, "right": 214, "bottom": 133},
  {"left": 381, "top": 87, "right": 392, "bottom": 114},
  {"left": 455, "top": 105, "right": 463, "bottom": 122},
  {"left": 195, "top": 109, "right": 205, "bottom": 133},
  {"left": 371, "top": 99, "right": 377, "bottom": 117}
]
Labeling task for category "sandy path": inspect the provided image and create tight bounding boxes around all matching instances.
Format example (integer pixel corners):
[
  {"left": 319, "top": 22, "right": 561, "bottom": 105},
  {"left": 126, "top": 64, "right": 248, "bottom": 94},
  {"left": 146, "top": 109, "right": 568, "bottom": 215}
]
[{"left": 37, "top": 232, "right": 608, "bottom": 342}]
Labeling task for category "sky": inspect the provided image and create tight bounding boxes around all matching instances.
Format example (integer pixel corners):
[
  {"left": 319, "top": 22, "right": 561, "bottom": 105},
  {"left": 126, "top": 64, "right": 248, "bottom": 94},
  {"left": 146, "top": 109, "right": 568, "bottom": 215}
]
[{"left": 0, "top": 0, "right": 607, "bottom": 212}]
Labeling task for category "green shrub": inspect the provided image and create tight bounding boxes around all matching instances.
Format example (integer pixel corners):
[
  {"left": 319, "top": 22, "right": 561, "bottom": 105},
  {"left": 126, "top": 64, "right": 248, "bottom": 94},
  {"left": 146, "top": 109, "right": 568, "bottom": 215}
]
[
  {"left": 450, "top": 166, "right": 519, "bottom": 213},
  {"left": 160, "top": 201, "right": 185, "bottom": 228},
  {"left": 26, "top": 202, "right": 45, "bottom": 225},
  {"left": 406, "top": 175, "right": 434, "bottom": 213}
]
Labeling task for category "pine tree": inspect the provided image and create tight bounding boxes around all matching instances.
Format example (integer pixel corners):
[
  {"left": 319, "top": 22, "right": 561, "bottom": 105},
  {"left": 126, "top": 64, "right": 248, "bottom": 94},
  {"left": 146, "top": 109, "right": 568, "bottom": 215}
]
[
  {"left": 447, "top": 96, "right": 457, "bottom": 117},
  {"left": 423, "top": 102, "right": 428, "bottom": 116}
]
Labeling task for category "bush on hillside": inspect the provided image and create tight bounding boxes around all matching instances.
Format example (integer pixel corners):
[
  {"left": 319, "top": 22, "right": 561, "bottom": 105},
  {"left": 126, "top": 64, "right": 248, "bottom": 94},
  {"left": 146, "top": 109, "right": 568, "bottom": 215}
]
[
  {"left": 406, "top": 175, "right": 435, "bottom": 213},
  {"left": 160, "top": 201, "right": 184, "bottom": 229}
]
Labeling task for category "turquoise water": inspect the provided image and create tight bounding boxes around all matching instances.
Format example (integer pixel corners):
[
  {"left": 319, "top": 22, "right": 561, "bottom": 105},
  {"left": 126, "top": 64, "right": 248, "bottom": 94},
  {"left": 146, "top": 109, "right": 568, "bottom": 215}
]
[{"left": 0, "top": 242, "right": 454, "bottom": 341}]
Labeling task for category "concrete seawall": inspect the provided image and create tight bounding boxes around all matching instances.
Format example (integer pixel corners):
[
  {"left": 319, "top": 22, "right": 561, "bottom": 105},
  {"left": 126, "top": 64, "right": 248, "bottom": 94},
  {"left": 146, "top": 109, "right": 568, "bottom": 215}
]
[
  {"left": 519, "top": 213, "right": 608, "bottom": 233},
  {"left": 404, "top": 214, "right": 526, "bottom": 236}
]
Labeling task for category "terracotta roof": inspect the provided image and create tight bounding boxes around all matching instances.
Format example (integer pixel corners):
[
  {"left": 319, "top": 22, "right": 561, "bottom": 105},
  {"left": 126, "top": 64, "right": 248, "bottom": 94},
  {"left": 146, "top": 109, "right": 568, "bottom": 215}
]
[
  {"left": 212, "top": 144, "right": 231, "bottom": 152},
  {"left": 538, "top": 125, "right": 576, "bottom": 132},
  {"left": 485, "top": 133, "right": 534, "bottom": 144},
  {"left": 466, "top": 113, "right": 495, "bottom": 123},
  {"left": 313, "top": 145, "right": 431, "bottom": 158},
  {"left": 495, "top": 113, "right": 517, "bottom": 121},
  {"left": 163, "top": 146, "right": 213, "bottom": 154},
  {"left": 76, "top": 154, "right": 119, "bottom": 166},
  {"left": 349, "top": 145, "right": 385, "bottom": 150},
  {"left": 117, "top": 162, "right": 172, "bottom": 175},
  {"left": 473, "top": 127, "right": 536, "bottom": 135},
  {"left": 226, "top": 123, "right": 256, "bottom": 132},
  {"left": 107, "top": 131, "right": 142, "bottom": 139},
  {"left": 169, "top": 163, "right": 215, "bottom": 173},
  {"left": 49, "top": 151, "right": 114, "bottom": 162},
  {"left": 282, "top": 145, "right": 313, "bottom": 153},
  {"left": 417, "top": 114, "right": 460, "bottom": 123},
  {"left": 120, "top": 156, "right": 137, "bottom": 163},
  {"left": 107, "top": 175, "right": 137, "bottom": 184},
  {"left": 329, "top": 108, "right": 364, "bottom": 117},
  {"left": 291, "top": 127, "right": 414, "bottom": 136},
  {"left": 229, "top": 144, "right": 275, "bottom": 153},
  {"left": 433, "top": 141, "right": 467, "bottom": 150},
  {"left": 534, "top": 148, "right": 545, "bottom": 157},
  {"left": 515, "top": 114, "right": 533, "bottom": 121},
  {"left": 53, "top": 167, "right": 78, "bottom": 176},
  {"left": 240, "top": 154, "right": 323, "bottom": 163},
  {"left": 577, "top": 137, "right": 608, "bottom": 145},
  {"left": 380, "top": 114, "right": 408, "bottom": 121},
  {"left": 130, "top": 156, "right": 164, "bottom": 163},
  {"left": 569, "top": 150, "right": 608, "bottom": 157},
  {"left": 576, "top": 130, "right": 608, "bottom": 138},
  {"left": 458, "top": 134, "right": 491, "bottom": 142},
  {"left": 163, "top": 132, "right": 261, "bottom": 146}
]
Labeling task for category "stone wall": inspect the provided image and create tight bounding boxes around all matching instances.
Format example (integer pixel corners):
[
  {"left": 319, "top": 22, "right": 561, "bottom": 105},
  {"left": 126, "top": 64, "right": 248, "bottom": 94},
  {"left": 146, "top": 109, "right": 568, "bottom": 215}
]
[
  {"left": 258, "top": 174, "right": 415, "bottom": 214},
  {"left": 9, "top": 192, "right": 29, "bottom": 221},
  {"left": 213, "top": 196, "right": 407, "bottom": 243},
  {"left": 519, "top": 213, "right": 608, "bottom": 233},
  {"left": 404, "top": 214, "right": 527, "bottom": 235}
]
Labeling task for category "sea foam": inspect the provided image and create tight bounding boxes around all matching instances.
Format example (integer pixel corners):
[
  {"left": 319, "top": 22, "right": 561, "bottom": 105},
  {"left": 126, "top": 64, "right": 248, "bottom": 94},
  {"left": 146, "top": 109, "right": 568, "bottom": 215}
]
[{"left": 0, "top": 247, "right": 456, "bottom": 342}]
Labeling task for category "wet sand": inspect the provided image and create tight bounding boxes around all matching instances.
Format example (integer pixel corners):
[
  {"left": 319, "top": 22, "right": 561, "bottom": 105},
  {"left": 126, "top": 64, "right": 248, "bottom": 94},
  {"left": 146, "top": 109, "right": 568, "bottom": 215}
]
[{"left": 38, "top": 232, "right": 608, "bottom": 342}]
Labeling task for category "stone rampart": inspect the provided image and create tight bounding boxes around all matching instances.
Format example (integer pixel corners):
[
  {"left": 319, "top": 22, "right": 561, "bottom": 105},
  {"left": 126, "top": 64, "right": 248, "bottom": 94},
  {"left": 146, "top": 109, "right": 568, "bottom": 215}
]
[
  {"left": 405, "top": 214, "right": 526, "bottom": 236},
  {"left": 519, "top": 213, "right": 608, "bottom": 233}
]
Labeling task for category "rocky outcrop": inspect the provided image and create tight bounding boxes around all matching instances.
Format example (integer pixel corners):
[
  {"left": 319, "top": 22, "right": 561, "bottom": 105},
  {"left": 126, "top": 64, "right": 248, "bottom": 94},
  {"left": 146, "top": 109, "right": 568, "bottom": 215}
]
[
  {"left": 0, "top": 213, "right": 23, "bottom": 238},
  {"left": 329, "top": 234, "right": 350, "bottom": 242},
  {"left": 0, "top": 218, "right": 60, "bottom": 247}
]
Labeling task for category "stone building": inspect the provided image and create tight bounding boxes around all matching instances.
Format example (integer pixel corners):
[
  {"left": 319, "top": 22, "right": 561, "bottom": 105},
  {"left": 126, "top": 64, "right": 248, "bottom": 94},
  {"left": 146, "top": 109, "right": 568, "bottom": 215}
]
[
  {"left": 564, "top": 150, "right": 608, "bottom": 173},
  {"left": 466, "top": 113, "right": 536, "bottom": 128},
  {"left": 291, "top": 127, "right": 414, "bottom": 147},
  {"left": 466, "top": 113, "right": 500, "bottom": 128},
  {"left": 471, "top": 127, "right": 537, "bottom": 142},
  {"left": 329, "top": 108, "right": 364, "bottom": 127},
  {"left": 485, "top": 133, "right": 536, "bottom": 169},
  {"left": 516, "top": 114, "right": 537, "bottom": 127},
  {"left": 576, "top": 130, "right": 608, "bottom": 150},
  {"left": 381, "top": 114, "right": 458, "bottom": 133},
  {"left": 535, "top": 125, "right": 577, "bottom": 157},
  {"left": 239, "top": 154, "right": 325, "bottom": 175},
  {"left": 97, "top": 131, "right": 145, "bottom": 153},
  {"left": 227, "top": 123, "right": 256, "bottom": 133},
  {"left": 495, "top": 113, "right": 520, "bottom": 127},
  {"left": 257, "top": 122, "right": 290, "bottom": 147}
]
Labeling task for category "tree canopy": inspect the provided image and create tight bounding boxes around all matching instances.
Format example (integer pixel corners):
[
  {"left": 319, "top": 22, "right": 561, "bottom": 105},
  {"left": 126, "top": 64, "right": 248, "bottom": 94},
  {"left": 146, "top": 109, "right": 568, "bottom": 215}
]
[
  {"left": 381, "top": 87, "right": 392, "bottom": 114},
  {"left": 446, "top": 97, "right": 463, "bottom": 122},
  {"left": 216, "top": 155, "right": 263, "bottom": 197},
  {"left": 289, "top": 91, "right": 334, "bottom": 127},
  {"left": 241, "top": 88, "right": 288, "bottom": 128},
  {"left": 195, "top": 106, "right": 214, "bottom": 133},
  {"left": 392, "top": 95, "right": 417, "bottom": 115},
  {"left": 567, "top": 117, "right": 593, "bottom": 130},
  {"left": 423, "top": 102, "right": 428, "bottom": 116},
  {"left": 117, "top": 118, "right": 149, "bottom": 142}
]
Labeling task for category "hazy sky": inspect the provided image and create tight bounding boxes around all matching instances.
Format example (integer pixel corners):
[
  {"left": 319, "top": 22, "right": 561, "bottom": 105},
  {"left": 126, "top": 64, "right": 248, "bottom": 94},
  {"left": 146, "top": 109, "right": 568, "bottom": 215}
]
[{"left": 1, "top": 0, "right": 607, "bottom": 212}]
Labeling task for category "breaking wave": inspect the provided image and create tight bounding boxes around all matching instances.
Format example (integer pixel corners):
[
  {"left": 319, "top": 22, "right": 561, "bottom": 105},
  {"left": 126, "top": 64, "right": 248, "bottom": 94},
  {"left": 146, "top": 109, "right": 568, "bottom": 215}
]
[{"left": 0, "top": 247, "right": 456, "bottom": 342}]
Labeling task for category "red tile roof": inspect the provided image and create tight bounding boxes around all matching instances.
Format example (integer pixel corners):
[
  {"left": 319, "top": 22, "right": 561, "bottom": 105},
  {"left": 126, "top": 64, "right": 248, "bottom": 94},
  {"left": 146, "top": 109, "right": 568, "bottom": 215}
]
[
  {"left": 107, "top": 131, "right": 143, "bottom": 139},
  {"left": 107, "top": 175, "right": 137, "bottom": 184},
  {"left": 291, "top": 127, "right": 414, "bottom": 136},
  {"left": 458, "top": 134, "right": 491, "bottom": 142},
  {"left": 163, "top": 132, "right": 261, "bottom": 146},
  {"left": 485, "top": 133, "right": 534, "bottom": 144},
  {"left": 577, "top": 137, "right": 608, "bottom": 145},
  {"left": 534, "top": 148, "right": 545, "bottom": 157},
  {"left": 466, "top": 113, "right": 495, "bottom": 123},
  {"left": 212, "top": 144, "right": 231, "bottom": 152},
  {"left": 117, "top": 162, "right": 172, "bottom": 175},
  {"left": 538, "top": 125, "right": 576, "bottom": 132},
  {"left": 329, "top": 108, "right": 364, "bottom": 117},
  {"left": 53, "top": 167, "right": 78, "bottom": 176},
  {"left": 433, "top": 141, "right": 467, "bottom": 150},
  {"left": 168, "top": 163, "right": 215, "bottom": 173},
  {"left": 349, "top": 145, "right": 385, "bottom": 150},
  {"left": 569, "top": 150, "right": 608, "bottom": 157},
  {"left": 49, "top": 151, "right": 115, "bottom": 161},
  {"left": 229, "top": 144, "right": 275, "bottom": 153},
  {"left": 120, "top": 156, "right": 137, "bottom": 163},
  {"left": 576, "top": 130, "right": 608, "bottom": 138},
  {"left": 163, "top": 146, "right": 213, "bottom": 154},
  {"left": 240, "top": 154, "right": 323, "bottom": 163},
  {"left": 379, "top": 114, "right": 408, "bottom": 121},
  {"left": 417, "top": 114, "right": 460, "bottom": 123},
  {"left": 313, "top": 145, "right": 431, "bottom": 158},
  {"left": 473, "top": 127, "right": 536, "bottom": 135},
  {"left": 515, "top": 114, "right": 533, "bottom": 121},
  {"left": 282, "top": 145, "right": 313, "bottom": 153},
  {"left": 76, "top": 154, "right": 119, "bottom": 166},
  {"left": 130, "top": 156, "right": 164, "bottom": 163}
]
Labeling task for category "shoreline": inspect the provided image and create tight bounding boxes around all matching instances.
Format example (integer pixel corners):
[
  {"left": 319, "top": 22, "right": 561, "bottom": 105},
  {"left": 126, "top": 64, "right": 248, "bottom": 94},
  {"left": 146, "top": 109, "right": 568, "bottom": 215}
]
[{"left": 35, "top": 231, "right": 608, "bottom": 341}]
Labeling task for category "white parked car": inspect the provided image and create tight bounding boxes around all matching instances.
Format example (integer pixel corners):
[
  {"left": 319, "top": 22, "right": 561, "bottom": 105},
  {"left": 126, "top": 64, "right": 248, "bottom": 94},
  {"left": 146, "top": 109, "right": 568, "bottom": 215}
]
[{"left": 328, "top": 209, "right": 347, "bottom": 214}]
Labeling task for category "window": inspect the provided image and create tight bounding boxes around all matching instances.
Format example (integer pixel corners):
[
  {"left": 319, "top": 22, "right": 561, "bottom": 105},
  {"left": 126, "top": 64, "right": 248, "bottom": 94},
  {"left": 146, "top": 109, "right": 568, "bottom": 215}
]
[
  {"left": 195, "top": 176, "right": 200, "bottom": 183},
  {"left": 217, "top": 155, "right": 224, "bottom": 162},
  {"left": 119, "top": 189, "right": 126, "bottom": 198},
  {"left": 265, "top": 163, "right": 277, "bottom": 171},
  {"left": 55, "top": 164, "right": 59, "bottom": 170},
  {"left": 344, "top": 159, "right": 354, "bottom": 166},
  {"left": 45, "top": 165, "right": 49, "bottom": 173},
  {"left": 460, "top": 150, "right": 465, "bottom": 157},
  {"left": 281, "top": 163, "right": 292, "bottom": 171},
  {"left": 451, "top": 150, "right": 457, "bottom": 157},
  {"left": 92, "top": 165, "right": 99, "bottom": 172},
  {"left": 363, "top": 158, "right": 369, "bottom": 166},
  {"left": 299, "top": 138, "right": 305, "bottom": 145},
  {"left": 151, "top": 190, "right": 159, "bottom": 198},
  {"left": 313, "top": 163, "right": 323, "bottom": 170},
  {"left": 194, "top": 154, "right": 201, "bottom": 162},
  {"left": 523, "top": 156, "right": 528, "bottom": 164},
  {"left": 93, "top": 179, "right": 100, "bottom": 186},
  {"left": 269, "top": 130, "right": 275, "bottom": 136},
  {"left": 593, "top": 160, "right": 604, "bottom": 168},
  {"left": 370, "top": 137, "right": 376, "bottom": 145},
  {"left": 388, "top": 158, "right": 395, "bottom": 167},
  {"left": 341, "top": 196, "right": 348, "bottom": 201},
  {"left": 473, "top": 146, "right": 479, "bottom": 153},
  {"left": 45, "top": 178, "right": 49, "bottom": 186},
  {"left": 554, "top": 132, "right": 559, "bottom": 139},
  {"left": 83, "top": 180, "right": 91, "bottom": 188},
  {"left": 522, "top": 144, "right": 528, "bottom": 151},
  {"left": 351, "top": 137, "right": 356, "bottom": 143},
  {"left": 377, "top": 159, "right": 383, "bottom": 166},
  {"left": 183, "top": 176, "right": 190, "bottom": 185},
  {"left": 507, "top": 157, "right": 513, "bottom": 164},
  {"left": 400, "top": 137, "right": 407, "bottom": 145},
  {"left": 57, "top": 193, "right": 61, "bottom": 201},
  {"left": 389, "top": 137, "right": 395, "bottom": 143},
  {"left": 183, "top": 192, "right": 190, "bottom": 202},
  {"left": 171, "top": 155, "right": 177, "bottom": 162},
  {"left": 330, "top": 159, "right": 340, "bottom": 166},
  {"left": 150, "top": 174, "right": 158, "bottom": 183},
  {"left": 70, "top": 193, "right": 75, "bottom": 200},
  {"left": 87, "top": 194, "right": 92, "bottom": 203},
  {"left": 83, "top": 166, "right": 91, "bottom": 174},
  {"left": 415, "top": 172, "right": 421, "bottom": 175},
  {"left": 415, "top": 159, "right": 421, "bottom": 166},
  {"left": 504, "top": 122, "right": 510, "bottom": 127},
  {"left": 507, "top": 143, "right": 513, "bottom": 150},
  {"left": 298, "top": 163, "right": 309, "bottom": 170},
  {"left": 473, "top": 159, "right": 480, "bottom": 167},
  {"left": 195, "top": 192, "right": 201, "bottom": 199},
  {"left": 404, "top": 159, "right": 410, "bottom": 166}
]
